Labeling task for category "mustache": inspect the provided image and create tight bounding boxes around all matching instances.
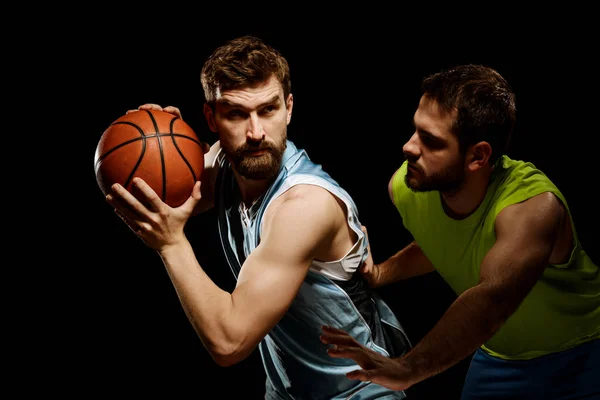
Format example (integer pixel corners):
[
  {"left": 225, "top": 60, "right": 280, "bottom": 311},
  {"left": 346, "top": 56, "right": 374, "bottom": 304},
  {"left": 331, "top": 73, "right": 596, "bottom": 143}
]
[
  {"left": 404, "top": 153, "right": 417, "bottom": 163},
  {"left": 405, "top": 160, "right": 423, "bottom": 174},
  {"left": 407, "top": 163, "right": 421, "bottom": 171},
  {"left": 238, "top": 142, "right": 275, "bottom": 152}
]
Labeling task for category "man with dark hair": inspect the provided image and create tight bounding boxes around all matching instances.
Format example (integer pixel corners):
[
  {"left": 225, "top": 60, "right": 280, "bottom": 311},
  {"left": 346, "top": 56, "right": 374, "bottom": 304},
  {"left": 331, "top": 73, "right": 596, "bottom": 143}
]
[{"left": 321, "top": 64, "right": 600, "bottom": 399}]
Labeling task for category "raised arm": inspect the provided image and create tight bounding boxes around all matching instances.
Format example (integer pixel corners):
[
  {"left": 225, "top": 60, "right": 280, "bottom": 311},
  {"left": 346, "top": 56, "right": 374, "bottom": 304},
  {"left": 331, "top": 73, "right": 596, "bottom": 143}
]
[
  {"left": 108, "top": 179, "right": 344, "bottom": 367},
  {"left": 165, "top": 185, "right": 343, "bottom": 366}
]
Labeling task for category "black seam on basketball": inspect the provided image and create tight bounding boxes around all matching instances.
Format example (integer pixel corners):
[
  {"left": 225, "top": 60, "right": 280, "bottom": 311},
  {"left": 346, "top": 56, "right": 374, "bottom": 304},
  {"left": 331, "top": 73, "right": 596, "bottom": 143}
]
[
  {"left": 100, "top": 120, "right": 147, "bottom": 191},
  {"left": 96, "top": 133, "right": 201, "bottom": 168},
  {"left": 125, "top": 123, "right": 147, "bottom": 191},
  {"left": 114, "top": 121, "right": 148, "bottom": 135},
  {"left": 145, "top": 110, "right": 168, "bottom": 201},
  {"left": 168, "top": 119, "right": 199, "bottom": 186},
  {"left": 94, "top": 122, "right": 147, "bottom": 168},
  {"left": 144, "top": 109, "right": 159, "bottom": 133}
]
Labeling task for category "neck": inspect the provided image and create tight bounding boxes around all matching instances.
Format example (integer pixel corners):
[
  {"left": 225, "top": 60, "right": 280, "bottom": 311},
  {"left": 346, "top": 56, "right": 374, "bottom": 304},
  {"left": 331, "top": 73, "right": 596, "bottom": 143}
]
[
  {"left": 440, "top": 168, "right": 493, "bottom": 219},
  {"left": 233, "top": 170, "right": 273, "bottom": 207}
]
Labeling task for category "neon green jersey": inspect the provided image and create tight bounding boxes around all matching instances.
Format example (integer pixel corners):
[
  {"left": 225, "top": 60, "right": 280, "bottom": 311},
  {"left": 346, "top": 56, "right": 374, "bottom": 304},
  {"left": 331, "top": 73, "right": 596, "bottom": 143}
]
[{"left": 391, "top": 155, "right": 599, "bottom": 360}]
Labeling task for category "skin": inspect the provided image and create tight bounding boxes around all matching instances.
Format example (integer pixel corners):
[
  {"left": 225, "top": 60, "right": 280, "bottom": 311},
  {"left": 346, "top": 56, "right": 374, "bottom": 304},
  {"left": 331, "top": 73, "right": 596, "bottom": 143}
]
[
  {"left": 107, "top": 76, "right": 358, "bottom": 367},
  {"left": 320, "top": 95, "right": 574, "bottom": 391}
]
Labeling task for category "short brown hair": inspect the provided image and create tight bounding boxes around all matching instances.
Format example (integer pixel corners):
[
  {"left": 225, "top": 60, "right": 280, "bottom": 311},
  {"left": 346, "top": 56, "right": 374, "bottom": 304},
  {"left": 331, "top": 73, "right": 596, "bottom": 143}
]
[
  {"left": 200, "top": 35, "right": 291, "bottom": 105},
  {"left": 421, "top": 64, "right": 517, "bottom": 166}
]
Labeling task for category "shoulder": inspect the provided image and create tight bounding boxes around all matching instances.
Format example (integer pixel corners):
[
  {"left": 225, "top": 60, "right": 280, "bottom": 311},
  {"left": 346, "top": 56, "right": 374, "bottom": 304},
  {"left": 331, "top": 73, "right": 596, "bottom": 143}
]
[
  {"left": 260, "top": 184, "right": 345, "bottom": 248},
  {"left": 496, "top": 192, "right": 563, "bottom": 238},
  {"left": 265, "top": 184, "right": 344, "bottom": 227},
  {"left": 276, "top": 184, "right": 341, "bottom": 213},
  {"left": 497, "top": 156, "right": 559, "bottom": 193},
  {"left": 499, "top": 191, "right": 562, "bottom": 216},
  {"left": 492, "top": 156, "right": 565, "bottom": 218}
]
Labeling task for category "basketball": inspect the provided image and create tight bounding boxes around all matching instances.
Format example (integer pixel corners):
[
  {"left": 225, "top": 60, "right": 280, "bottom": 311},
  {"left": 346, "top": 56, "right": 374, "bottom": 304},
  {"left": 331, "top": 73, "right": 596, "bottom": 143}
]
[{"left": 94, "top": 109, "right": 205, "bottom": 208}]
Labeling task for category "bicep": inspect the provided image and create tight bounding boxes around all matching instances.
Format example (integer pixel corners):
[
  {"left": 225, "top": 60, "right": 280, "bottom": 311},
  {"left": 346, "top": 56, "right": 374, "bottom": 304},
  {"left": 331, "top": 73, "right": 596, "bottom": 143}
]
[
  {"left": 229, "top": 242, "right": 309, "bottom": 344},
  {"left": 479, "top": 193, "right": 562, "bottom": 310},
  {"left": 230, "top": 190, "right": 337, "bottom": 345}
]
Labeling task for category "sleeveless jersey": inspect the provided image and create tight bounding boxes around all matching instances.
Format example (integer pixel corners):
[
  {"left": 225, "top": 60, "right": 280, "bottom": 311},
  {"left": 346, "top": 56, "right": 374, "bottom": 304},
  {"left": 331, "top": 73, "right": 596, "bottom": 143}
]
[
  {"left": 391, "top": 156, "right": 599, "bottom": 360},
  {"left": 215, "top": 141, "right": 411, "bottom": 399}
]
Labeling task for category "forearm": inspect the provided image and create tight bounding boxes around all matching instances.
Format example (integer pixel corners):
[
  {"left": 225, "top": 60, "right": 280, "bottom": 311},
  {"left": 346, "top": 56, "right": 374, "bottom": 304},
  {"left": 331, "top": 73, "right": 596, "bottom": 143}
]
[
  {"left": 374, "top": 241, "right": 435, "bottom": 287},
  {"left": 398, "top": 284, "right": 508, "bottom": 384},
  {"left": 158, "top": 240, "right": 248, "bottom": 365}
]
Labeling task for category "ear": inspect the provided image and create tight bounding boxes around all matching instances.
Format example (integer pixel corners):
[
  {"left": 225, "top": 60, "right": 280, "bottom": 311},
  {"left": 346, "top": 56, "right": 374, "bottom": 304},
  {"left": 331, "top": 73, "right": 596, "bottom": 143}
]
[
  {"left": 286, "top": 93, "right": 293, "bottom": 124},
  {"left": 203, "top": 103, "right": 218, "bottom": 133},
  {"left": 466, "top": 141, "right": 492, "bottom": 171}
]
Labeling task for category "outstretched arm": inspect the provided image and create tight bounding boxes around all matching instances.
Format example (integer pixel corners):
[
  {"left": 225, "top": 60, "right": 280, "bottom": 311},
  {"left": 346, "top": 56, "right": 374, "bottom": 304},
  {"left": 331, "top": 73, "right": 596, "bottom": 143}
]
[
  {"left": 363, "top": 240, "right": 435, "bottom": 288},
  {"left": 322, "top": 192, "right": 564, "bottom": 390}
]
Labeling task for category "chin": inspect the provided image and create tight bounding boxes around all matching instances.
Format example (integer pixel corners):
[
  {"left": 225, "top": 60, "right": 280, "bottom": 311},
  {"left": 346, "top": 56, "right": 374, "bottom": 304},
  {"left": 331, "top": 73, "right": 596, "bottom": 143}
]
[
  {"left": 405, "top": 175, "right": 435, "bottom": 193},
  {"left": 405, "top": 177, "right": 420, "bottom": 191},
  {"left": 405, "top": 171, "right": 418, "bottom": 187}
]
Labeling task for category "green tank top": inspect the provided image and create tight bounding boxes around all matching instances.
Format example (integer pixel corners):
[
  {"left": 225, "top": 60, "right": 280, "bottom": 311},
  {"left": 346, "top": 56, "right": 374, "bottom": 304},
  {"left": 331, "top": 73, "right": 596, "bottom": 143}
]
[{"left": 391, "top": 156, "right": 599, "bottom": 360}]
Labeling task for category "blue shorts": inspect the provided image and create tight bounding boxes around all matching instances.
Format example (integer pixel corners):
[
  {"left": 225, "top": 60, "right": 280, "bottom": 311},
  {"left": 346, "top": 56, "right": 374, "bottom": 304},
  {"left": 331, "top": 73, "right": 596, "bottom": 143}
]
[{"left": 461, "top": 339, "right": 600, "bottom": 399}]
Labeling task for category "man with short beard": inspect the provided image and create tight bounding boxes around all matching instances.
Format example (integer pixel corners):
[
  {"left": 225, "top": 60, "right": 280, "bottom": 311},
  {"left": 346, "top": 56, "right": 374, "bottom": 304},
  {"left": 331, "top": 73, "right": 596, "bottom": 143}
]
[
  {"left": 320, "top": 64, "right": 599, "bottom": 399},
  {"left": 105, "top": 35, "right": 410, "bottom": 399}
]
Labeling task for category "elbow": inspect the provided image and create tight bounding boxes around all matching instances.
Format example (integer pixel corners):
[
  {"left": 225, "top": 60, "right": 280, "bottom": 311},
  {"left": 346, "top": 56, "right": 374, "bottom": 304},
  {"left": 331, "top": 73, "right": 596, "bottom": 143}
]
[
  {"left": 194, "top": 311, "right": 259, "bottom": 367},
  {"left": 481, "top": 290, "right": 517, "bottom": 333},
  {"left": 211, "top": 351, "right": 245, "bottom": 367},
  {"left": 206, "top": 339, "right": 252, "bottom": 367}
]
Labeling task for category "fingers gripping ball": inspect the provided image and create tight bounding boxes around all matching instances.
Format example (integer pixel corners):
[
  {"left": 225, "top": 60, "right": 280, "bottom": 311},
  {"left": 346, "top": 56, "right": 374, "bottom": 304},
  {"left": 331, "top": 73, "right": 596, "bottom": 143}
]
[{"left": 94, "top": 109, "right": 205, "bottom": 207}]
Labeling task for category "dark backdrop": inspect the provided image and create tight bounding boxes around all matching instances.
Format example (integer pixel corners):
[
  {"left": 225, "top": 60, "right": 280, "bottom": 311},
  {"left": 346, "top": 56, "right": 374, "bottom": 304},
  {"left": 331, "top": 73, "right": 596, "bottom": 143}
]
[{"left": 62, "top": 23, "right": 597, "bottom": 399}]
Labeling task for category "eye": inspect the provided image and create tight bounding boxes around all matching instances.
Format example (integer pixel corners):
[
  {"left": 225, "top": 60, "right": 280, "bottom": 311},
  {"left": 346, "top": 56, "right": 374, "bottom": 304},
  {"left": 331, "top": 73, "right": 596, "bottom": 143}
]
[
  {"left": 261, "top": 104, "right": 278, "bottom": 115},
  {"left": 420, "top": 135, "right": 434, "bottom": 145},
  {"left": 420, "top": 134, "right": 444, "bottom": 150},
  {"left": 227, "top": 109, "right": 246, "bottom": 119}
]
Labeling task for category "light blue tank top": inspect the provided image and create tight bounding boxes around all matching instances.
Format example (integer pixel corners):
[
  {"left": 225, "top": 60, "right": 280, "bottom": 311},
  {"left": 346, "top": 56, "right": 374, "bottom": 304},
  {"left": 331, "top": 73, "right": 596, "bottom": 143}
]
[{"left": 215, "top": 141, "right": 410, "bottom": 399}]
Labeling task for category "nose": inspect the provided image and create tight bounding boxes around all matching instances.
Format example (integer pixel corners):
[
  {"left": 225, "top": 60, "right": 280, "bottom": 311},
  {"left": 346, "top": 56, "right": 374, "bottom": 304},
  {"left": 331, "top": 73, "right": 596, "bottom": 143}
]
[
  {"left": 246, "top": 113, "right": 265, "bottom": 141},
  {"left": 402, "top": 132, "right": 420, "bottom": 160}
]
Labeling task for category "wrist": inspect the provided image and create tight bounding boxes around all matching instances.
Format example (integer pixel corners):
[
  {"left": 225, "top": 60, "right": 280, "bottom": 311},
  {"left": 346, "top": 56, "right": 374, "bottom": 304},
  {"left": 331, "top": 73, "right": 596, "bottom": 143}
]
[
  {"left": 399, "top": 348, "right": 437, "bottom": 386},
  {"left": 157, "top": 237, "right": 189, "bottom": 258},
  {"left": 372, "top": 262, "right": 382, "bottom": 288}
]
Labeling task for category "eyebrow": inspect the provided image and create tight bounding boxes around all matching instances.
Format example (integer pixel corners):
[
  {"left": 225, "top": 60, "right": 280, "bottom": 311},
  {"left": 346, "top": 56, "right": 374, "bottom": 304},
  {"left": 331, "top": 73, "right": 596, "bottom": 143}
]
[
  {"left": 219, "top": 94, "right": 281, "bottom": 110},
  {"left": 412, "top": 119, "right": 446, "bottom": 143},
  {"left": 419, "top": 129, "right": 439, "bottom": 141}
]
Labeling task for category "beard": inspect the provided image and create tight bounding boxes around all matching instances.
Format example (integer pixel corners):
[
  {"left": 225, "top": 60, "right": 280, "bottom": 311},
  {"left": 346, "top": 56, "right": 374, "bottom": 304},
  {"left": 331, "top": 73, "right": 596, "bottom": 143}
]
[
  {"left": 405, "top": 157, "right": 465, "bottom": 193},
  {"left": 223, "top": 134, "right": 287, "bottom": 181}
]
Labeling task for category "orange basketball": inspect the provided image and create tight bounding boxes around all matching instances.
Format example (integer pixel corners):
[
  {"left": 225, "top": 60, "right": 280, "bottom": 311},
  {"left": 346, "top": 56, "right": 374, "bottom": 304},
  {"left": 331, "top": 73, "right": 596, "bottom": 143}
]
[{"left": 94, "top": 109, "right": 205, "bottom": 207}]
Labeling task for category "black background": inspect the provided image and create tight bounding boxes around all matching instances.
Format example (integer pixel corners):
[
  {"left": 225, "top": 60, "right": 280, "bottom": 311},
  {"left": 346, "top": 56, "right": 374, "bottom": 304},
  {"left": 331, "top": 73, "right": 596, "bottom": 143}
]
[{"left": 52, "top": 16, "right": 598, "bottom": 399}]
